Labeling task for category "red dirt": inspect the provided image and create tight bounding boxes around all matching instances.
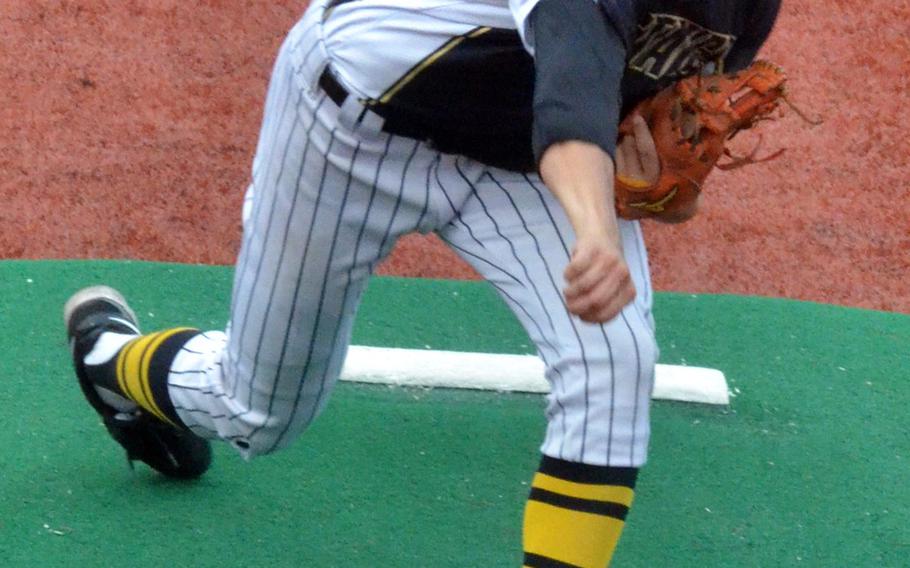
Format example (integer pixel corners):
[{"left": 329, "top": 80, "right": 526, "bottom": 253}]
[{"left": 1, "top": 1, "right": 908, "bottom": 312}]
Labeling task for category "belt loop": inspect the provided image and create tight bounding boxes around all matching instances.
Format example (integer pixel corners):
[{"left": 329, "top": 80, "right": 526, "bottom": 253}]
[
  {"left": 319, "top": 67, "right": 386, "bottom": 137},
  {"left": 301, "top": 60, "right": 327, "bottom": 98},
  {"left": 338, "top": 97, "right": 367, "bottom": 132}
]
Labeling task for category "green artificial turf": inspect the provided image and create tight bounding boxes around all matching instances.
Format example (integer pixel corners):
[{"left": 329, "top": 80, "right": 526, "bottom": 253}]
[{"left": 0, "top": 260, "right": 907, "bottom": 567}]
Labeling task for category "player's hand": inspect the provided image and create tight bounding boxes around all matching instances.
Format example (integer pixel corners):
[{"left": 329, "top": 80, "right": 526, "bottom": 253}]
[
  {"left": 564, "top": 234, "right": 636, "bottom": 324},
  {"left": 615, "top": 114, "right": 660, "bottom": 186},
  {"left": 616, "top": 114, "right": 700, "bottom": 222}
]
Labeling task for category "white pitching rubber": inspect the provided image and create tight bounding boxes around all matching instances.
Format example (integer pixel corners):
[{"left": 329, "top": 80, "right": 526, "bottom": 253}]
[{"left": 340, "top": 345, "right": 729, "bottom": 405}]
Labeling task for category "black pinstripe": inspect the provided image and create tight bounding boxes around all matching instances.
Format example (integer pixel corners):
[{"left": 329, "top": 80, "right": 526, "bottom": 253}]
[
  {"left": 438, "top": 169, "right": 574, "bottom": 459},
  {"left": 244, "top": 127, "right": 339, "bottom": 440},
  {"left": 629, "top": 226, "right": 651, "bottom": 307},
  {"left": 231, "top": 13, "right": 325, "bottom": 348},
  {"left": 619, "top": 311, "right": 644, "bottom": 464},
  {"left": 526, "top": 175, "right": 635, "bottom": 464},
  {"left": 434, "top": 165, "right": 525, "bottom": 287},
  {"left": 605, "top": 329, "right": 617, "bottom": 462},
  {"left": 268, "top": 139, "right": 366, "bottom": 452},
  {"left": 231, "top": 32, "right": 315, "bottom": 345},
  {"left": 415, "top": 153, "right": 438, "bottom": 230},
  {"left": 181, "top": 347, "right": 211, "bottom": 356},
  {"left": 305, "top": 137, "right": 396, "bottom": 425},
  {"left": 230, "top": 91, "right": 318, "bottom": 402},
  {"left": 357, "top": 135, "right": 396, "bottom": 255},
  {"left": 524, "top": 174, "right": 613, "bottom": 461},
  {"left": 486, "top": 171, "right": 573, "bottom": 457},
  {"left": 239, "top": 115, "right": 333, "bottom": 418},
  {"left": 171, "top": 384, "right": 231, "bottom": 401},
  {"left": 435, "top": 170, "right": 569, "bottom": 377},
  {"left": 170, "top": 367, "right": 220, "bottom": 376},
  {"left": 265, "top": 139, "right": 421, "bottom": 449},
  {"left": 291, "top": 22, "right": 326, "bottom": 68},
  {"left": 377, "top": 139, "right": 421, "bottom": 257},
  {"left": 175, "top": 406, "right": 228, "bottom": 421},
  {"left": 468, "top": 172, "right": 560, "bottom": 340}
]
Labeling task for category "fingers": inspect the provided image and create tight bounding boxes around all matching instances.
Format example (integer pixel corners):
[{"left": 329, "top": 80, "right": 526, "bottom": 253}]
[
  {"left": 615, "top": 133, "right": 643, "bottom": 181},
  {"left": 564, "top": 241, "right": 636, "bottom": 324},
  {"left": 615, "top": 115, "right": 659, "bottom": 186},
  {"left": 614, "top": 138, "right": 628, "bottom": 178},
  {"left": 630, "top": 115, "right": 660, "bottom": 184},
  {"left": 563, "top": 243, "right": 594, "bottom": 282},
  {"left": 576, "top": 272, "right": 636, "bottom": 323},
  {"left": 564, "top": 249, "right": 611, "bottom": 301}
]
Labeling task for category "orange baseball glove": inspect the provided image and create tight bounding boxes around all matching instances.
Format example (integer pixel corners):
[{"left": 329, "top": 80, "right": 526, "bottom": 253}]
[{"left": 614, "top": 60, "right": 803, "bottom": 222}]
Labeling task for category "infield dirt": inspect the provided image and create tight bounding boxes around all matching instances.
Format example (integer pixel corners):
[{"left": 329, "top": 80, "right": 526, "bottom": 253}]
[{"left": 1, "top": 0, "right": 907, "bottom": 312}]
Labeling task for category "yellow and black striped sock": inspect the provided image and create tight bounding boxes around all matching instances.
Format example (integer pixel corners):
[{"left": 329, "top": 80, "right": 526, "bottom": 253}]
[
  {"left": 90, "top": 328, "right": 200, "bottom": 427},
  {"left": 522, "top": 455, "right": 638, "bottom": 568}
]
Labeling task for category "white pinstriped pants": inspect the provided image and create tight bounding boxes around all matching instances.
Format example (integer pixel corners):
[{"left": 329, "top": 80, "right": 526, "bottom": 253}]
[{"left": 166, "top": 2, "right": 659, "bottom": 467}]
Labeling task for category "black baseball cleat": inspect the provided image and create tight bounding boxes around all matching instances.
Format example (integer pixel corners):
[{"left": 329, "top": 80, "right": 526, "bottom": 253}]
[{"left": 64, "top": 286, "right": 212, "bottom": 479}]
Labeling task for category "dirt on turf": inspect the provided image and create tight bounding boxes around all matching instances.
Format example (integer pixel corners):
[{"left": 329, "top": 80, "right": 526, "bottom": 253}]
[{"left": 1, "top": 1, "right": 908, "bottom": 312}]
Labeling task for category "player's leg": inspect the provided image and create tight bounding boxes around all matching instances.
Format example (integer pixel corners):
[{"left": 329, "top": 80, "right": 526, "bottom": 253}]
[
  {"left": 437, "top": 167, "right": 658, "bottom": 568},
  {"left": 64, "top": 6, "right": 442, "bottom": 471}
]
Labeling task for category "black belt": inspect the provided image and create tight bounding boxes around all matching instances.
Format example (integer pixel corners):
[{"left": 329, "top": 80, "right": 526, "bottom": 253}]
[
  {"left": 318, "top": 66, "right": 353, "bottom": 107},
  {"left": 316, "top": 65, "right": 535, "bottom": 171}
]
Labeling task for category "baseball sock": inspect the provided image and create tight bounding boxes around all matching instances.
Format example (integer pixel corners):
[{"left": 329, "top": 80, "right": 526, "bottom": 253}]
[
  {"left": 522, "top": 455, "right": 638, "bottom": 568},
  {"left": 84, "top": 328, "right": 200, "bottom": 427}
]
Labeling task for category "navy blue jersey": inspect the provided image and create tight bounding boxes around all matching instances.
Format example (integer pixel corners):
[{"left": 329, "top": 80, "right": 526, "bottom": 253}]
[
  {"left": 350, "top": 0, "right": 781, "bottom": 171},
  {"left": 605, "top": 0, "right": 781, "bottom": 113}
]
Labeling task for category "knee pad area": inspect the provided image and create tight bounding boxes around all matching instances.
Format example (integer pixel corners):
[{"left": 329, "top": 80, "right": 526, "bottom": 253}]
[{"left": 541, "top": 321, "right": 658, "bottom": 467}]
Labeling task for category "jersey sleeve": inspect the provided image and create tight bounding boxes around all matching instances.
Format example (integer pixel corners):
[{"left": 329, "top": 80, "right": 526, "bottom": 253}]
[
  {"left": 724, "top": 0, "right": 782, "bottom": 71},
  {"left": 512, "top": 0, "right": 639, "bottom": 55},
  {"left": 527, "top": 0, "right": 630, "bottom": 162}
]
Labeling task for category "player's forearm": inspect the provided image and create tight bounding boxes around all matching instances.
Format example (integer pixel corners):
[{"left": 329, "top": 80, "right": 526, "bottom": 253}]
[
  {"left": 529, "top": 0, "right": 626, "bottom": 242},
  {"left": 539, "top": 140, "right": 619, "bottom": 243},
  {"left": 540, "top": 139, "right": 634, "bottom": 324}
]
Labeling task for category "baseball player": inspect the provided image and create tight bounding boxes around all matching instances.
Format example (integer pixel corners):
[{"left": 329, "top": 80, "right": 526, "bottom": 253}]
[{"left": 64, "top": 0, "right": 780, "bottom": 565}]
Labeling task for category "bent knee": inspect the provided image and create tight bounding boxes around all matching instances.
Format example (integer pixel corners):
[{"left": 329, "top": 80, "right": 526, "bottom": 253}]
[{"left": 552, "top": 319, "right": 659, "bottom": 385}]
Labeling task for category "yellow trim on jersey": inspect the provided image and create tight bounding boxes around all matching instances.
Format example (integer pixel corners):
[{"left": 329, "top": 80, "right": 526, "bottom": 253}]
[
  {"left": 372, "top": 26, "right": 492, "bottom": 105},
  {"left": 116, "top": 328, "right": 193, "bottom": 426},
  {"left": 532, "top": 473, "right": 635, "bottom": 508}
]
